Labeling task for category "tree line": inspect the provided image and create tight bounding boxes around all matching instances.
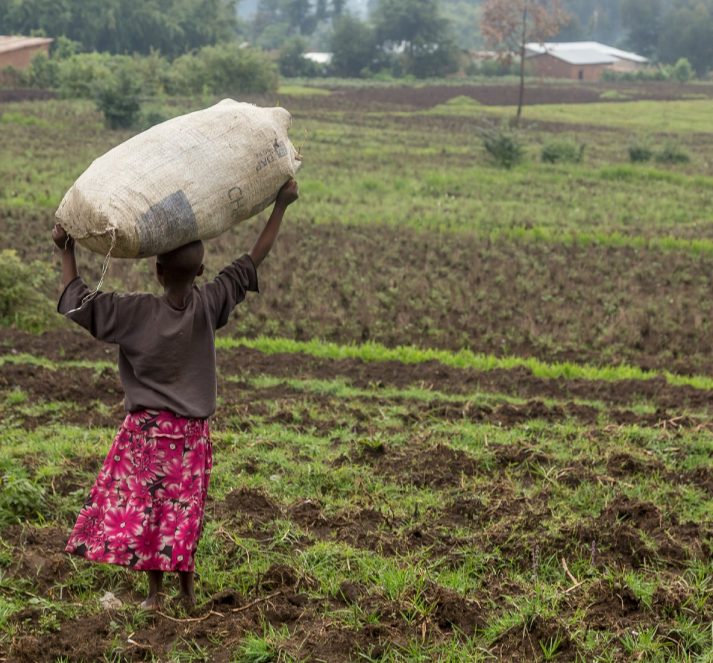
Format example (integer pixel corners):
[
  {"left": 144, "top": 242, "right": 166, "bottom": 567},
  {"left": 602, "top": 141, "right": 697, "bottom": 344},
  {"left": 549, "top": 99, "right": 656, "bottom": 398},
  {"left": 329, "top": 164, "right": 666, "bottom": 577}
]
[
  {"left": 0, "top": 0, "right": 240, "bottom": 58},
  {"left": 1, "top": 0, "right": 712, "bottom": 77}
]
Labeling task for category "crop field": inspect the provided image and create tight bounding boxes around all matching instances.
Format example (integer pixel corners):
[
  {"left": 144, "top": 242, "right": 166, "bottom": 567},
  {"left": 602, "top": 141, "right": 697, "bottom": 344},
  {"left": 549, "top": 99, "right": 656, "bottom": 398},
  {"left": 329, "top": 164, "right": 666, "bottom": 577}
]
[{"left": 1, "top": 80, "right": 712, "bottom": 661}]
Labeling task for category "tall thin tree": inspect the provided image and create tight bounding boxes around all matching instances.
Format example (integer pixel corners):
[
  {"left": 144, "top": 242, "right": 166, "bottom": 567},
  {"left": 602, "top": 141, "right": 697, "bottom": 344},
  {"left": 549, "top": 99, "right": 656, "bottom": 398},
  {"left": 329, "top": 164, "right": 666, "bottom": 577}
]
[{"left": 481, "top": 0, "right": 568, "bottom": 122}]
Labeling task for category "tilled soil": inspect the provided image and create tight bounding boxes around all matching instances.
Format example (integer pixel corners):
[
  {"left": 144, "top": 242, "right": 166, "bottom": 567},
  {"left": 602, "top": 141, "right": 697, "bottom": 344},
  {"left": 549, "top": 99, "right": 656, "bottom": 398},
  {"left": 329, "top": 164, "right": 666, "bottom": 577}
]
[
  {"left": 2, "top": 331, "right": 711, "bottom": 661},
  {"left": 8, "top": 217, "right": 713, "bottom": 374},
  {"left": 3, "top": 329, "right": 713, "bottom": 418}
]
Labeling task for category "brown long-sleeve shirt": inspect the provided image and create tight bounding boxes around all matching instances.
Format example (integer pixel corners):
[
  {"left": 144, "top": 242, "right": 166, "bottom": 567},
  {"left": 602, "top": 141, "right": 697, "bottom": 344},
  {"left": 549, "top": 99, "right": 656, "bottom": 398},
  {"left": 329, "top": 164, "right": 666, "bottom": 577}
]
[{"left": 58, "top": 255, "right": 258, "bottom": 418}]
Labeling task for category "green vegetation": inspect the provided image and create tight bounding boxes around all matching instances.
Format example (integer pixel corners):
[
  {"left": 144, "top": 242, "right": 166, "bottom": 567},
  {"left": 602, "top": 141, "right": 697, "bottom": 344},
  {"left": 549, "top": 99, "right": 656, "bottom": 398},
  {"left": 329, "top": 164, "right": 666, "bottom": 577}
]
[
  {"left": 0, "top": 250, "right": 57, "bottom": 333},
  {"left": 541, "top": 139, "right": 585, "bottom": 164},
  {"left": 483, "top": 98, "right": 713, "bottom": 133},
  {"left": 217, "top": 336, "right": 713, "bottom": 391},
  {"left": 2, "top": 78, "right": 713, "bottom": 661},
  {"left": 479, "top": 122, "right": 526, "bottom": 169},
  {"left": 0, "top": 339, "right": 711, "bottom": 660},
  {"left": 0, "top": 0, "right": 239, "bottom": 57}
]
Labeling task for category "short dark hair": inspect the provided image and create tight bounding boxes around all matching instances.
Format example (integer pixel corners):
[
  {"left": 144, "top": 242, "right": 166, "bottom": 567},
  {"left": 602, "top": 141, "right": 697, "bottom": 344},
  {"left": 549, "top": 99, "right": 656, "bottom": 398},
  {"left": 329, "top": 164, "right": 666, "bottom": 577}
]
[{"left": 157, "top": 240, "right": 204, "bottom": 280}]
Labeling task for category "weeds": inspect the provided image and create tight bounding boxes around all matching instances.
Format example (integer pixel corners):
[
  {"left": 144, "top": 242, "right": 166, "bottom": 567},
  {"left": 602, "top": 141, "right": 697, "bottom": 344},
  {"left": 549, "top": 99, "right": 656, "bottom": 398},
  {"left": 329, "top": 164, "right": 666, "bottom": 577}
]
[
  {"left": 541, "top": 140, "right": 585, "bottom": 164},
  {"left": 479, "top": 122, "right": 525, "bottom": 169}
]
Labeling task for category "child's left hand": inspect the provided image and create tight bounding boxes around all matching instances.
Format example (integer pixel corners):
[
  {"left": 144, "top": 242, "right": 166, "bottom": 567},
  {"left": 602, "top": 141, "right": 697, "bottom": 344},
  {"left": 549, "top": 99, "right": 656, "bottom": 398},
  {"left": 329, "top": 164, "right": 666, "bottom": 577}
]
[{"left": 53, "top": 224, "right": 75, "bottom": 252}]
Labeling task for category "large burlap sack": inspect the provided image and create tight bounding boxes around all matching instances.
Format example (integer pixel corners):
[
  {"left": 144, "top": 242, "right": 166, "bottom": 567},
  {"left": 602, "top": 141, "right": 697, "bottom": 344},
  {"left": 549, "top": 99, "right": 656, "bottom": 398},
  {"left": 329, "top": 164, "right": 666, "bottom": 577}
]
[{"left": 56, "top": 99, "right": 302, "bottom": 258}]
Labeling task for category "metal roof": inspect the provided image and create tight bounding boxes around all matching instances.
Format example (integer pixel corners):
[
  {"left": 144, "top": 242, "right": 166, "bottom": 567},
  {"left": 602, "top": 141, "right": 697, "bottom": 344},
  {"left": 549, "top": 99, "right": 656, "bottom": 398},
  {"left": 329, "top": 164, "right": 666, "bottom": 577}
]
[
  {"left": 0, "top": 35, "right": 54, "bottom": 55},
  {"left": 303, "top": 52, "right": 333, "bottom": 65},
  {"left": 526, "top": 41, "right": 647, "bottom": 66}
]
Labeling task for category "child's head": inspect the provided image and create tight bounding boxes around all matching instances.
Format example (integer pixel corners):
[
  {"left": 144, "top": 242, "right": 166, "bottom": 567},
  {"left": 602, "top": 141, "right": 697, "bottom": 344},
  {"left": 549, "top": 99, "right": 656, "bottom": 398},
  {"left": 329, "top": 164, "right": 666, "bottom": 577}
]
[{"left": 156, "top": 240, "right": 205, "bottom": 287}]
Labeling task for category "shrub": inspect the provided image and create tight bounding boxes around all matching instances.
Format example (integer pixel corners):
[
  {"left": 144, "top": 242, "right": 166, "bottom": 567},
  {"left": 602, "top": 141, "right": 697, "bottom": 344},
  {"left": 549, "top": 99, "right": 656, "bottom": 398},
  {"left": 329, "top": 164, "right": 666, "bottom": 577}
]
[
  {"left": 656, "top": 143, "right": 691, "bottom": 164},
  {"left": 95, "top": 68, "right": 142, "bottom": 129},
  {"left": 56, "top": 53, "right": 113, "bottom": 99},
  {"left": 672, "top": 57, "right": 694, "bottom": 83},
  {"left": 541, "top": 140, "right": 585, "bottom": 164},
  {"left": 602, "top": 68, "right": 669, "bottom": 82},
  {"left": 169, "top": 44, "right": 278, "bottom": 96},
  {"left": 25, "top": 53, "right": 60, "bottom": 89},
  {"left": 0, "top": 250, "right": 57, "bottom": 333},
  {"left": 0, "top": 474, "right": 45, "bottom": 526},
  {"left": 140, "top": 108, "right": 171, "bottom": 129},
  {"left": 629, "top": 143, "right": 654, "bottom": 163},
  {"left": 480, "top": 123, "right": 525, "bottom": 169}
]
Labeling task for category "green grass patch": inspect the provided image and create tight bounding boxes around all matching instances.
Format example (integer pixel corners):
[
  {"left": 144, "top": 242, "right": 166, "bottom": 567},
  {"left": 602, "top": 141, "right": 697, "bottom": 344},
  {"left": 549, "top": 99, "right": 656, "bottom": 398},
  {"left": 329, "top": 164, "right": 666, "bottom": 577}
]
[{"left": 217, "top": 335, "right": 713, "bottom": 390}]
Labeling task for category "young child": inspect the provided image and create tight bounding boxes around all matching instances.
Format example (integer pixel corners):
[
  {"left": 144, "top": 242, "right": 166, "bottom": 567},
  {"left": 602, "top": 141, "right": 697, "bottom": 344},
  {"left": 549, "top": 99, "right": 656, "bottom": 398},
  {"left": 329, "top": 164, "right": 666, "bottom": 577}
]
[{"left": 53, "top": 179, "right": 299, "bottom": 610}]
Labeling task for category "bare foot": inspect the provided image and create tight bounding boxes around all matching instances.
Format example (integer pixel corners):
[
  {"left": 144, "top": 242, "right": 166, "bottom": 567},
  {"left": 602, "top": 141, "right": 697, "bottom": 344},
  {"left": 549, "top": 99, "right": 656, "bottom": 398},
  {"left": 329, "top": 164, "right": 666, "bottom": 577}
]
[
  {"left": 139, "top": 595, "right": 161, "bottom": 611},
  {"left": 177, "top": 592, "right": 196, "bottom": 610}
]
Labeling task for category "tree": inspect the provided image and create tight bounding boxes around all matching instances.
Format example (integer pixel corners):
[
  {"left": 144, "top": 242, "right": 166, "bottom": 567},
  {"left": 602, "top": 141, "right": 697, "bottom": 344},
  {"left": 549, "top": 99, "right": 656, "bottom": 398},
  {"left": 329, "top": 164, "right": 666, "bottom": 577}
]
[
  {"left": 278, "top": 36, "right": 321, "bottom": 77},
  {"left": 330, "top": 14, "right": 376, "bottom": 76},
  {"left": 621, "top": 0, "right": 662, "bottom": 59},
  {"left": 658, "top": 0, "right": 713, "bottom": 77},
  {"left": 481, "top": 0, "right": 568, "bottom": 122},
  {"left": 252, "top": 0, "right": 318, "bottom": 45},
  {"left": 0, "top": 0, "right": 240, "bottom": 57},
  {"left": 372, "top": 0, "right": 460, "bottom": 78}
]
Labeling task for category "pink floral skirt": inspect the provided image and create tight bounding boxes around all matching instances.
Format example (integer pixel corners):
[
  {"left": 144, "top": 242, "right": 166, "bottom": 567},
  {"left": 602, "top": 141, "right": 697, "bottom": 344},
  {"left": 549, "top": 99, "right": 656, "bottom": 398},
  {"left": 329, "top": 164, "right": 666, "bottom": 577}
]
[{"left": 65, "top": 410, "right": 212, "bottom": 572}]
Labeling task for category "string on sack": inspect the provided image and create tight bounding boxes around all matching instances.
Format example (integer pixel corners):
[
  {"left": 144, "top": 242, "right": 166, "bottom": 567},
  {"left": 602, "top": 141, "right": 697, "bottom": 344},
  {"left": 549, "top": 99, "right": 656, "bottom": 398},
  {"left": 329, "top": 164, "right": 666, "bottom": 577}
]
[{"left": 79, "top": 227, "right": 117, "bottom": 307}]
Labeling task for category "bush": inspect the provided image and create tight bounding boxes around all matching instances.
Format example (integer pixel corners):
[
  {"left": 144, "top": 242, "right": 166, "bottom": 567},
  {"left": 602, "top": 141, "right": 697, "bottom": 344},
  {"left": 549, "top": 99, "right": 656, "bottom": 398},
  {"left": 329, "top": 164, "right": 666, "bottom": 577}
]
[
  {"left": 95, "top": 67, "right": 142, "bottom": 129},
  {"left": 656, "top": 143, "right": 691, "bottom": 164},
  {"left": 25, "top": 53, "right": 60, "bottom": 89},
  {"left": 671, "top": 57, "right": 693, "bottom": 83},
  {"left": 629, "top": 143, "right": 653, "bottom": 162},
  {"left": 541, "top": 140, "right": 585, "bottom": 164},
  {"left": 169, "top": 43, "right": 278, "bottom": 96},
  {"left": 480, "top": 123, "right": 525, "bottom": 169},
  {"left": 602, "top": 68, "right": 669, "bottom": 82},
  {"left": 0, "top": 250, "right": 57, "bottom": 333},
  {"left": 27, "top": 46, "right": 277, "bottom": 99},
  {"left": 0, "top": 474, "right": 45, "bottom": 527},
  {"left": 140, "top": 108, "right": 171, "bottom": 129},
  {"left": 56, "top": 53, "right": 113, "bottom": 99}
]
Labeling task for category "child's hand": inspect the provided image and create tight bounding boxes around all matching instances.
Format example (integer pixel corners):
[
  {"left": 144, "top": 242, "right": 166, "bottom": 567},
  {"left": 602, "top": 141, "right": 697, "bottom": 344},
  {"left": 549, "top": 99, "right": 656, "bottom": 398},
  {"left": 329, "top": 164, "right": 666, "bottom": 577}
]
[
  {"left": 276, "top": 179, "right": 299, "bottom": 207},
  {"left": 52, "top": 224, "right": 75, "bottom": 252}
]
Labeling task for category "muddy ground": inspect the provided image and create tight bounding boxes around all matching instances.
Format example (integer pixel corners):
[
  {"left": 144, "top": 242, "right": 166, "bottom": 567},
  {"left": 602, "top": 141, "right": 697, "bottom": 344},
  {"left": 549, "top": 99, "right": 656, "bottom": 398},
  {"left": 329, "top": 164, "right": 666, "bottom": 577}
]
[
  {"left": 1, "top": 328, "right": 711, "bottom": 661},
  {"left": 8, "top": 218, "right": 713, "bottom": 376}
]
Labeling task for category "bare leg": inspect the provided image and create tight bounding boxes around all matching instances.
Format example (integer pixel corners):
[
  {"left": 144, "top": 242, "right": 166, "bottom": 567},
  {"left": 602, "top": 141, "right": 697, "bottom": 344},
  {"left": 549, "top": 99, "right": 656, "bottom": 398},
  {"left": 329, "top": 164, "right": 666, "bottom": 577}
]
[
  {"left": 178, "top": 571, "right": 196, "bottom": 607},
  {"left": 140, "top": 570, "right": 163, "bottom": 610}
]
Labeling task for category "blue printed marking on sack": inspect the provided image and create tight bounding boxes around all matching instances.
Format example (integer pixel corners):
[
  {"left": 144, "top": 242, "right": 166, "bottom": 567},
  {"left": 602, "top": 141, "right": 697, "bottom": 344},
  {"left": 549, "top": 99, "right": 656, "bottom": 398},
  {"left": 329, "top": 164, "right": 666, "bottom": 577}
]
[
  {"left": 228, "top": 186, "right": 244, "bottom": 222},
  {"left": 274, "top": 139, "right": 288, "bottom": 158},
  {"left": 255, "top": 140, "right": 288, "bottom": 173},
  {"left": 136, "top": 190, "right": 199, "bottom": 257}
]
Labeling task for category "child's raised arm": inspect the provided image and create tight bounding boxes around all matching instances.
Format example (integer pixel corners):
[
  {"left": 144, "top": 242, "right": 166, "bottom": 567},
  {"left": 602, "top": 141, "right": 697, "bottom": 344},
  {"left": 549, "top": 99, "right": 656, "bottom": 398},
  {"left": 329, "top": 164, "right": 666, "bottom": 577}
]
[
  {"left": 249, "top": 179, "right": 299, "bottom": 268},
  {"left": 52, "top": 223, "right": 79, "bottom": 287}
]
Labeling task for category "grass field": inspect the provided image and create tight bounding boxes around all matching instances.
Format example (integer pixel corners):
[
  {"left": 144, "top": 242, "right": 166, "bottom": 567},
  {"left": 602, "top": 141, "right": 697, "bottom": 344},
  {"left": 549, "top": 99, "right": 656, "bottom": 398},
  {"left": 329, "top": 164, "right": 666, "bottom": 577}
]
[{"left": 1, "top": 80, "right": 712, "bottom": 661}]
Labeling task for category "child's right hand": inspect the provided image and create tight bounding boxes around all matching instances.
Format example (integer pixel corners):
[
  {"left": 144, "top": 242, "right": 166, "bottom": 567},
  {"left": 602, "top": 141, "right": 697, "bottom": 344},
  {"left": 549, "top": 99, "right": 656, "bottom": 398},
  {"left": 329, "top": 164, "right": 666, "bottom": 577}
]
[
  {"left": 52, "top": 223, "right": 75, "bottom": 252},
  {"left": 276, "top": 179, "right": 299, "bottom": 207}
]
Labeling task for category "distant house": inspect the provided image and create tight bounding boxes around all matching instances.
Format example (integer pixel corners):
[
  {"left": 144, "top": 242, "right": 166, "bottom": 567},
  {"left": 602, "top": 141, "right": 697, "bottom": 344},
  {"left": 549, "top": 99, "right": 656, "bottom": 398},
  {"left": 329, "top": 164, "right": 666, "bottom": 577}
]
[
  {"left": 525, "top": 42, "right": 648, "bottom": 81},
  {"left": 0, "top": 35, "right": 54, "bottom": 71}
]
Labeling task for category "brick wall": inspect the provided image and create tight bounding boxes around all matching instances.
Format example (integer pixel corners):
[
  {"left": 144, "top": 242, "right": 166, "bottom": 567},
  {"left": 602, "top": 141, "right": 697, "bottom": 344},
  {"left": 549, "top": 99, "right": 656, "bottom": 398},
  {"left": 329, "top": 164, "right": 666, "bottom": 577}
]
[
  {"left": 529, "top": 54, "right": 608, "bottom": 81},
  {"left": 0, "top": 43, "right": 51, "bottom": 70}
]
